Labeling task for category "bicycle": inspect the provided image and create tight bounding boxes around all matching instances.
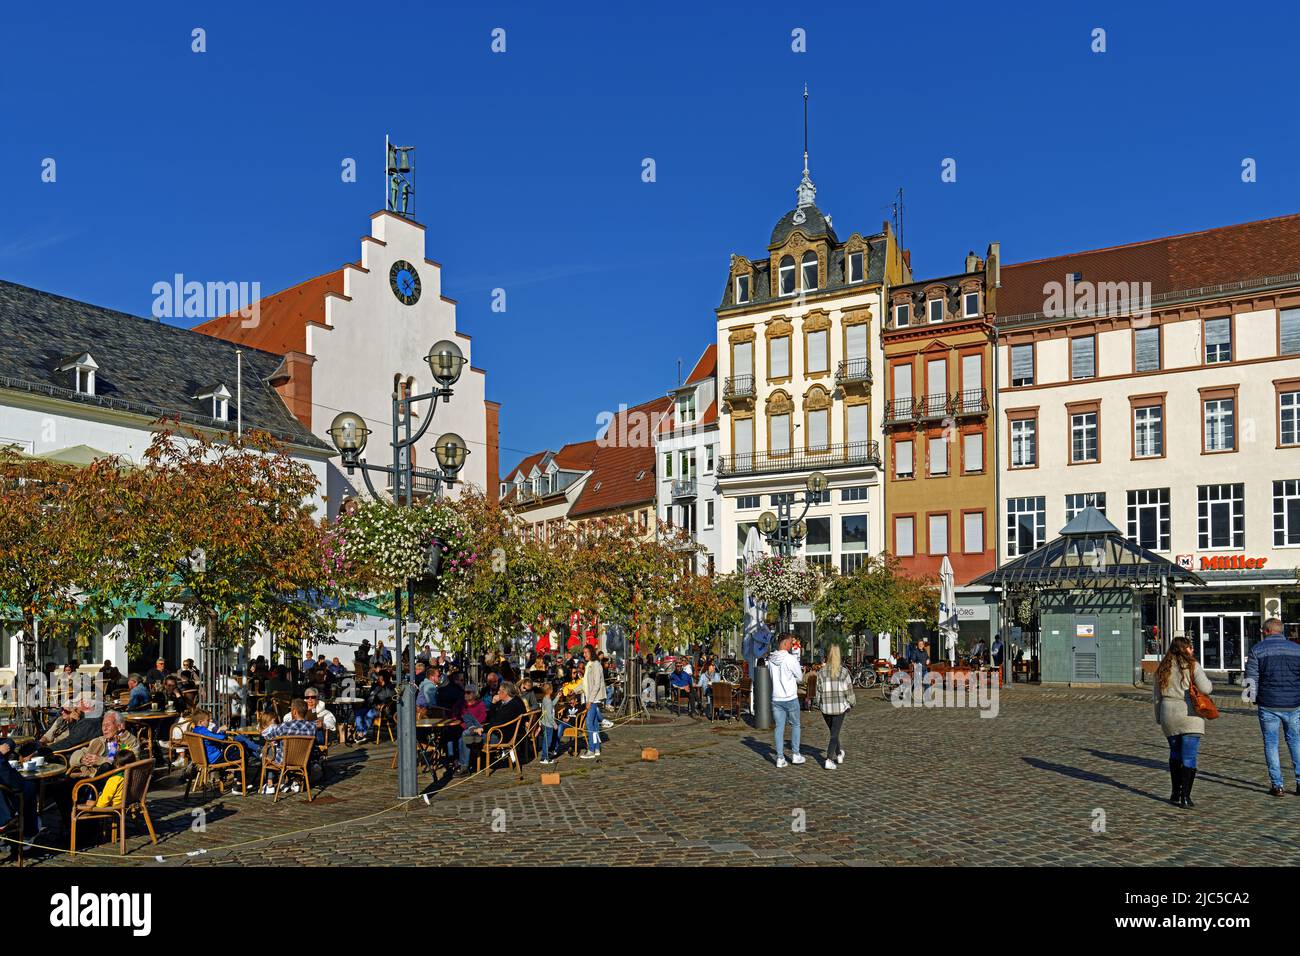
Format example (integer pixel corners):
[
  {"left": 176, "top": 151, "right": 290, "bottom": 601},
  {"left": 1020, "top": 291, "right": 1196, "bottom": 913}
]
[{"left": 720, "top": 662, "right": 743, "bottom": 684}]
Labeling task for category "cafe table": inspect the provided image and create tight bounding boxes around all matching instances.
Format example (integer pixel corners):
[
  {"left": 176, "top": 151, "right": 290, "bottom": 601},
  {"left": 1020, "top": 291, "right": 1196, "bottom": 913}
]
[
  {"left": 123, "top": 710, "right": 182, "bottom": 762},
  {"left": 405, "top": 718, "right": 460, "bottom": 773},
  {"left": 15, "top": 761, "right": 68, "bottom": 816}
]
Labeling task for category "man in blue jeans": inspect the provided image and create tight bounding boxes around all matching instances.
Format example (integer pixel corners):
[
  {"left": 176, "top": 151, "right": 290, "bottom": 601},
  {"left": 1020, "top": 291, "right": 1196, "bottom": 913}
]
[
  {"left": 768, "top": 633, "right": 805, "bottom": 767},
  {"left": 1244, "top": 616, "right": 1300, "bottom": 796}
]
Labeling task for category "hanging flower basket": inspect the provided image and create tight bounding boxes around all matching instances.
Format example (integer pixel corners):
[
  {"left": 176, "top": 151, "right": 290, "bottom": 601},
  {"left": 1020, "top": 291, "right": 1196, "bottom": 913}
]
[
  {"left": 335, "top": 499, "right": 477, "bottom": 590},
  {"left": 743, "top": 554, "right": 822, "bottom": 605}
]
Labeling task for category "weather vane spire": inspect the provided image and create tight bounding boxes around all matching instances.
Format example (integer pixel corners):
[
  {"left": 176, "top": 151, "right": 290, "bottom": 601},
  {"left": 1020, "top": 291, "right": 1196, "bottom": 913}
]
[{"left": 795, "top": 83, "right": 816, "bottom": 211}]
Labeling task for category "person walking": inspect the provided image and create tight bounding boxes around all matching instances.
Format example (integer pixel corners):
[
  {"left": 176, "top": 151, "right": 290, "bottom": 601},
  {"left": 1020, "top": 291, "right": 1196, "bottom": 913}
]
[
  {"left": 769, "top": 633, "right": 805, "bottom": 767},
  {"left": 1243, "top": 617, "right": 1300, "bottom": 796},
  {"left": 580, "top": 645, "right": 605, "bottom": 759},
  {"left": 1154, "top": 635, "right": 1214, "bottom": 808},
  {"left": 812, "top": 644, "right": 855, "bottom": 769}
]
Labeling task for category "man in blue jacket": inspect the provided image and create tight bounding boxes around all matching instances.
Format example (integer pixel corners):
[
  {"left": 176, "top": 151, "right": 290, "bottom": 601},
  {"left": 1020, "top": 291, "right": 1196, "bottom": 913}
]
[{"left": 1244, "top": 617, "right": 1300, "bottom": 796}]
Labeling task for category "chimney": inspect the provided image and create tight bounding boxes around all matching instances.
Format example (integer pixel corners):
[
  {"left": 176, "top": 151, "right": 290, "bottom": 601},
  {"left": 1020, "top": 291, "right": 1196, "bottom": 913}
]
[
  {"left": 965, "top": 250, "right": 981, "bottom": 273},
  {"left": 267, "top": 350, "right": 315, "bottom": 429}
]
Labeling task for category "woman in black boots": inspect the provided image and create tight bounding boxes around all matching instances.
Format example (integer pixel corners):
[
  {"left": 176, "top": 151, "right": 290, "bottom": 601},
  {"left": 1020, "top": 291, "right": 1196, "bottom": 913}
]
[{"left": 1153, "top": 636, "right": 1214, "bottom": 807}]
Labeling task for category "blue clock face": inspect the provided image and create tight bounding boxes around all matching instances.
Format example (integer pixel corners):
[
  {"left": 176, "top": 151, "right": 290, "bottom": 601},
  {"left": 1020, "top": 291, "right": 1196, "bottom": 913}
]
[{"left": 389, "top": 259, "right": 422, "bottom": 305}]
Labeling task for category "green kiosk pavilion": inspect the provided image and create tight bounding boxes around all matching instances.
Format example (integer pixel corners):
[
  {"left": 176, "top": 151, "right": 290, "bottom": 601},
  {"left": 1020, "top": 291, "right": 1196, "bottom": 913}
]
[{"left": 975, "top": 507, "right": 1204, "bottom": 686}]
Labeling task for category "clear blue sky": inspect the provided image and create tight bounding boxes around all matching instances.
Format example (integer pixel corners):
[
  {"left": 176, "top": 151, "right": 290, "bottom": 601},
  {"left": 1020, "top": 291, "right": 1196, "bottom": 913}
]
[{"left": 3, "top": 0, "right": 1297, "bottom": 473}]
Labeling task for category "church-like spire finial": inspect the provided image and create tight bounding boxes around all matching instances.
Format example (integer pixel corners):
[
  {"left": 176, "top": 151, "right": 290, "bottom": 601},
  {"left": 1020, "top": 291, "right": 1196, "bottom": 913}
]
[{"left": 795, "top": 83, "right": 816, "bottom": 212}]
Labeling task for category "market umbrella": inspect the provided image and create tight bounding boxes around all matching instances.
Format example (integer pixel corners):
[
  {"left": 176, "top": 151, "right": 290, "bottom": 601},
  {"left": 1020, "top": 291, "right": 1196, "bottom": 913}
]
[
  {"left": 939, "top": 555, "right": 958, "bottom": 665},
  {"left": 740, "top": 526, "right": 771, "bottom": 714}
]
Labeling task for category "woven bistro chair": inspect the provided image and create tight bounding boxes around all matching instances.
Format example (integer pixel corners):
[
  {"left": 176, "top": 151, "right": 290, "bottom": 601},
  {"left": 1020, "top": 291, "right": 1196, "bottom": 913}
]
[
  {"left": 259, "top": 734, "right": 316, "bottom": 803},
  {"left": 477, "top": 713, "right": 528, "bottom": 779},
  {"left": 372, "top": 699, "right": 396, "bottom": 743},
  {"left": 182, "top": 731, "right": 249, "bottom": 796},
  {"left": 69, "top": 758, "right": 158, "bottom": 856},
  {"left": 711, "top": 682, "right": 739, "bottom": 721},
  {"left": 559, "top": 708, "right": 588, "bottom": 759},
  {"left": 0, "top": 781, "right": 25, "bottom": 867}
]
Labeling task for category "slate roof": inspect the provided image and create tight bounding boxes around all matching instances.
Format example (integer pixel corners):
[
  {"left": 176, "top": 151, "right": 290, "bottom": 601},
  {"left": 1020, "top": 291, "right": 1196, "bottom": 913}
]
[
  {"left": 0, "top": 280, "right": 330, "bottom": 451},
  {"left": 996, "top": 212, "right": 1300, "bottom": 321},
  {"left": 770, "top": 203, "right": 838, "bottom": 247},
  {"left": 719, "top": 226, "right": 890, "bottom": 310}
]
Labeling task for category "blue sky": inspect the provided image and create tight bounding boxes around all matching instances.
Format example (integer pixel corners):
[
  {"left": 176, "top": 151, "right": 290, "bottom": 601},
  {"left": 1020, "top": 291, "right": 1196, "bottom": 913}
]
[{"left": 3, "top": 0, "right": 1297, "bottom": 472}]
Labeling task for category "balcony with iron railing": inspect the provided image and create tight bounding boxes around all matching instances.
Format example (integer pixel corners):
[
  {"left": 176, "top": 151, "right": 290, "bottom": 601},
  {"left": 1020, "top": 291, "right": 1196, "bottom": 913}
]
[
  {"left": 834, "top": 357, "right": 872, "bottom": 387},
  {"left": 670, "top": 477, "right": 698, "bottom": 500},
  {"left": 918, "top": 393, "right": 950, "bottom": 420},
  {"left": 952, "top": 387, "right": 989, "bottom": 416},
  {"left": 722, "top": 374, "right": 755, "bottom": 402},
  {"left": 718, "top": 440, "right": 881, "bottom": 477},
  {"left": 883, "top": 397, "right": 917, "bottom": 425}
]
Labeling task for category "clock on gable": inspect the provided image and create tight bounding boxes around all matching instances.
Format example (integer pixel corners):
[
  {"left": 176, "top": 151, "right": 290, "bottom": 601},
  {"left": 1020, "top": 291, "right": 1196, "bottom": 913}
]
[{"left": 389, "top": 259, "right": 422, "bottom": 305}]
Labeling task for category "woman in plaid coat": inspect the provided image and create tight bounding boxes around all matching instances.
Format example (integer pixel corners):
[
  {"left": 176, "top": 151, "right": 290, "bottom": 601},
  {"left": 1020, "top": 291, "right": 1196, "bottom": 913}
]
[{"left": 812, "top": 644, "right": 856, "bottom": 770}]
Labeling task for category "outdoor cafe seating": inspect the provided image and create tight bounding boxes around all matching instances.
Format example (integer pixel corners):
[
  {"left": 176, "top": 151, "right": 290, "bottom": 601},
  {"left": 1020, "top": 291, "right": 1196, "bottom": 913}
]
[{"left": 69, "top": 757, "right": 158, "bottom": 856}]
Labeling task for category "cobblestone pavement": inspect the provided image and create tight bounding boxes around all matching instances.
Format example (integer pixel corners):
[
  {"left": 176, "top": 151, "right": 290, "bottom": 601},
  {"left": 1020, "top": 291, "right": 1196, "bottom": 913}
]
[{"left": 14, "top": 684, "right": 1300, "bottom": 867}]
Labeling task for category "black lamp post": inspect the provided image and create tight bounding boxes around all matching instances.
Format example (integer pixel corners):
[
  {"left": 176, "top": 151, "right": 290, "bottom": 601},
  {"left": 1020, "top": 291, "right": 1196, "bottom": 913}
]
[{"left": 327, "top": 339, "right": 469, "bottom": 799}]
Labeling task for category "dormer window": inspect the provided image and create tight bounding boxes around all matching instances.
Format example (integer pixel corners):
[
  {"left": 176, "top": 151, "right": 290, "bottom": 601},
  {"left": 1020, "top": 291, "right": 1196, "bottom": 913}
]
[
  {"left": 678, "top": 390, "right": 697, "bottom": 424},
  {"left": 195, "top": 384, "right": 233, "bottom": 421},
  {"left": 801, "top": 252, "right": 819, "bottom": 291},
  {"left": 927, "top": 297, "right": 945, "bottom": 324},
  {"left": 778, "top": 256, "right": 796, "bottom": 295},
  {"left": 848, "top": 251, "right": 864, "bottom": 283},
  {"left": 57, "top": 352, "right": 98, "bottom": 396},
  {"left": 963, "top": 291, "right": 980, "bottom": 317},
  {"left": 894, "top": 303, "right": 911, "bottom": 327},
  {"left": 735, "top": 274, "right": 751, "bottom": 304}
]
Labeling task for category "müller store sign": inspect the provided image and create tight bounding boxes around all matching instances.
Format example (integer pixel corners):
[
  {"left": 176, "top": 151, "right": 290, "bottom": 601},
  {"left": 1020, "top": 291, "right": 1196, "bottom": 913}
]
[{"left": 1176, "top": 554, "right": 1269, "bottom": 571}]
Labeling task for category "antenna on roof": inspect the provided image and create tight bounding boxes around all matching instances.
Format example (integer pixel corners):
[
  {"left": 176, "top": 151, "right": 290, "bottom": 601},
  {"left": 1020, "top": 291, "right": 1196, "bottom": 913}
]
[
  {"left": 891, "top": 187, "right": 905, "bottom": 252},
  {"left": 677, "top": 357, "right": 682, "bottom": 386}
]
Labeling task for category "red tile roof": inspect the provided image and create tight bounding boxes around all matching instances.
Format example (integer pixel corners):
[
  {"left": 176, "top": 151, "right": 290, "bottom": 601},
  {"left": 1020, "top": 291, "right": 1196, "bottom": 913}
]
[
  {"left": 193, "top": 269, "right": 344, "bottom": 354},
  {"left": 684, "top": 343, "right": 717, "bottom": 384},
  {"left": 700, "top": 399, "right": 718, "bottom": 426},
  {"left": 570, "top": 396, "right": 671, "bottom": 517},
  {"left": 997, "top": 212, "right": 1300, "bottom": 319}
]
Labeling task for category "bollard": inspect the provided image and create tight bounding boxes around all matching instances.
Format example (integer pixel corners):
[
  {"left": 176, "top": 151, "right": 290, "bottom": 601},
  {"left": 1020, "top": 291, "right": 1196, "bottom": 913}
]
[{"left": 752, "top": 662, "right": 773, "bottom": 730}]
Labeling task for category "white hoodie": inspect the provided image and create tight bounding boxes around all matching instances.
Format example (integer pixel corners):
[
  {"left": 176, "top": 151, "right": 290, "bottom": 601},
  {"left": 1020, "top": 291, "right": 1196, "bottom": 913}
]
[{"left": 768, "top": 648, "right": 803, "bottom": 703}]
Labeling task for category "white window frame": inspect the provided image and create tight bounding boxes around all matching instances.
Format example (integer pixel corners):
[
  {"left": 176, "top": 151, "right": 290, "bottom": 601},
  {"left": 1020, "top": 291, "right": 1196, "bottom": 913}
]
[
  {"left": 1127, "top": 488, "right": 1171, "bottom": 552},
  {"left": 963, "top": 291, "right": 979, "bottom": 317},
  {"left": 1065, "top": 492, "right": 1107, "bottom": 521},
  {"left": 848, "top": 251, "right": 864, "bottom": 283},
  {"left": 1204, "top": 398, "right": 1235, "bottom": 452},
  {"left": 779, "top": 257, "right": 796, "bottom": 296},
  {"left": 1274, "top": 479, "right": 1300, "bottom": 547},
  {"left": 1070, "top": 411, "right": 1098, "bottom": 463},
  {"left": 734, "top": 274, "right": 750, "bottom": 304},
  {"left": 927, "top": 297, "right": 944, "bottom": 324},
  {"left": 1010, "top": 418, "right": 1037, "bottom": 468},
  {"left": 1197, "top": 483, "right": 1245, "bottom": 551},
  {"left": 801, "top": 252, "right": 818, "bottom": 292},
  {"left": 1134, "top": 404, "right": 1163, "bottom": 458},
  {"left": 1006, "top": 496, "right": 1046, "bottom": 557},
  {"left": 894, "top": 303, "right": 911, "bottom": 328}
]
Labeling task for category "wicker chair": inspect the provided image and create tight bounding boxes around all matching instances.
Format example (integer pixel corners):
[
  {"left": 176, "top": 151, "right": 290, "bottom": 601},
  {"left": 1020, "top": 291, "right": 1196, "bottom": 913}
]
[
  {"left": 259, "top": 734, "right": 316, "bottom": 803},
  {"left": 0, "top": 782, "right": 24, "bottom": 867},
  {"left": 559, "top": 708, "right": 588, "bottom": 759},
  {"left": 711, "top": 682, "right": 739, "bottom": 721},
  {"left": 182, "top": 731, "right": 248, "bottom": 796},
  {"left": 477, "top": 713, "right": 528, "bottom": 778},
  {"left": 69, "top": 758, "right": 158, "bottom": 856},
  {"left": 372, "top": 700, "right": 396, "bottom": 743}
]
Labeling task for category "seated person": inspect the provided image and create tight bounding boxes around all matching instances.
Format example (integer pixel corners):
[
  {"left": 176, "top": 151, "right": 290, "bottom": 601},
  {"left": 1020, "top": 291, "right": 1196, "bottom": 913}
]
[
  {"left": 78, "top": 749, "right": 137, "bottom": 810},
  {"left": 669, "top": 662, "right": 695, "bottom": 714},
  {"left": 354, "top": 672, "right": 395, "bottom": 740},
  {"left": 155, "top": 675, "right": 187, "bottom": 712},
  {"left": 0, "top": 736, "right": 40, "bottom": 841},
  {"left": 298, "top": 688, "right": 337, "bottom": 745},
  {"left": 436, "top": 671, "right": 466, "bottom": 712},
  {"left": 264, "top": 665, "right": 295, "bottom": 696},
  {"left": 39, "top": 702, "right": 82, "bottom": 747},
  {"left": 126, "top": 674, "right": 150, "bottom": 711},
  {"left": 47, "top": 698, "right": 104, "bottom": 755},
  {"left": 262, "top": 699, "right": 320, "bottom": 783},
  {"left": 451, "top": 685, "right": 488, "bottom": 773},
  {"left": 144, "top": 659, "right": 169, "bottom": 688},
  {"left": 189, "top": 708, "right": 263, "bottom": 763},
  {"left": 67, "top": 711, "right": 142, "bottom": 778},
  {"left": 326, "top": 656, "right": 346, "bottom": 679}
]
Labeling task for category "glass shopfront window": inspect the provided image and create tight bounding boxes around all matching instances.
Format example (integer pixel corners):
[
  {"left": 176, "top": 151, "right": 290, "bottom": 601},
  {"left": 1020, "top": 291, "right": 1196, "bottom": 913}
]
[
  {"left": 1182, "top": 593, "right": 1261, "bottom": 672},
  {"left": 1282, "top": 593, "right": 1300, "bottom": 641}
]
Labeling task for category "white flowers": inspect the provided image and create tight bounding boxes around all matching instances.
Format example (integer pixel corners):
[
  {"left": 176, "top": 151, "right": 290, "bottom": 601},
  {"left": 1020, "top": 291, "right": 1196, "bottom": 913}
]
[{"left": 744, "top": 554, "right": 822, "bottom": 604}]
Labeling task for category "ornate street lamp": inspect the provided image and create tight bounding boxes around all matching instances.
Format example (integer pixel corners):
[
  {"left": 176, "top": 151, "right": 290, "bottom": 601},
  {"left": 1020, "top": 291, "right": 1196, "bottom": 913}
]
[{"left": 326, "top": 343, "right": 472, "bottom": 800}]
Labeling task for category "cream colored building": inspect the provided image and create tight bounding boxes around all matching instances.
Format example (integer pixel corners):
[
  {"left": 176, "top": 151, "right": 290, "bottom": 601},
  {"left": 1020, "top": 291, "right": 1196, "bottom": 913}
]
[
  {"left": 995, "top": 213, "right": 1300, "bottom": 674},
  {"left": 715, "top": 160, "right": 909, "bottom": 592}
]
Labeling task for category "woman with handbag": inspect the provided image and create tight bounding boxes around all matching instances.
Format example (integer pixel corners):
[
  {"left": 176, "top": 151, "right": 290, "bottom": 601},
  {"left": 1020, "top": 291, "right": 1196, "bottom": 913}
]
[{"left": 1154, "top": 635, "right": 1216, "bottom": 808}]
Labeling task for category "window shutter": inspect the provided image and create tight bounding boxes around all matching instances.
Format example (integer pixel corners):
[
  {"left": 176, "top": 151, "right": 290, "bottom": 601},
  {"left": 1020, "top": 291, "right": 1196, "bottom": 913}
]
[
  {"left": 964, "top": 512, "right": 984, "bottom": 553},
  {"left": 770, "top": 413, "right": 790, "bottom": 452},
  {"left": 961, "top": 353, "right": 982, "bottom": 393},
  {"left": 771, "top": 338, "right": 790, "bottom": 378},
  {"left": 733, "top": 342, "right": 752, "bottom": 377},
  {"left": 1206, "top": 317, "right": 1230, "bottom": 348},
  {"left": 1011, "top": 344, "right": 1033, "bottom": 383},
  {"left": 1134, "top": 327, "right": 1160, "bottom": 371},
  {"left": 809, "top": 409, "right": 829, "bottom": 449},
  {"left": 1071, "top": 336, "right": 1095, "bottom": 379},
  {"left": 847, "top": 403, "right": 868, "bottom": 443},
  {"left": 929, "top": 436, "right": 948, "bottom": 474},
  {"left": 808, "top": 330, "right": 828, "bottom": 372},
  {"left": 1282, "top": 309, "right": 1300, "bottom": 355},
  {"left": 896, "top": 517, "right": 914, "bottom": 556},
  {"left": 928, "top": 514, "right": 948, "bottom": 555},
  {"left": 846, "top": 324, "right": 867, "bottom": 361},
  {"left": 734, "top": 418, "right": 753, "bottom": 457},
  {"left": 896, "top": 440, "right": 913, "bottom": 476},
  {"left": 963, "top": 432, "right": 982, "bottom": 471},
  {"left": 893, "top": 363, "right": 912, "bottom": 399}
]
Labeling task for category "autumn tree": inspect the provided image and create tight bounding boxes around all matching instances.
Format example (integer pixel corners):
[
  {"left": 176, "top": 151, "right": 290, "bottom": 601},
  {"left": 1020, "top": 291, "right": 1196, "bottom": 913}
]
[{"left": 813, "top": 554, "right": 938, "bottom": 653}]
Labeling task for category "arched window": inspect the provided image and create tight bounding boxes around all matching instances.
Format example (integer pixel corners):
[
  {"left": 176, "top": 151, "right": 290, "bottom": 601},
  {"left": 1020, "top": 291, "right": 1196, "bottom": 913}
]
[
  {"left": 801, "top": 251, "right": 819, "bottom": 291},
  {"left": 779, "top": 256, "right": 796, "bottom": 296}
]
